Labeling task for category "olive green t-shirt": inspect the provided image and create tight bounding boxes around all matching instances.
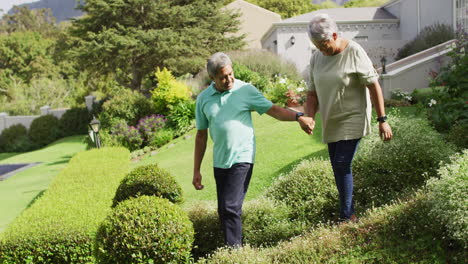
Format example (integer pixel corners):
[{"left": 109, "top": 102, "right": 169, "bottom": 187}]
[
  {"left": 309, "top": 40, "right": 378, "bottom": 143},
  {"left": 196, "top": 79, "right": 273, "bottom": 169}
]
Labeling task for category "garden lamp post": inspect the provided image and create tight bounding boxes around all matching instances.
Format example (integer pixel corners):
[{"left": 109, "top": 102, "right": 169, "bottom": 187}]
[
  {"left": 380, "top": 56, "right": 387, "bottom": 74},
  {"left": 89, "top": 116, "right": 101, "bottom": 148}
]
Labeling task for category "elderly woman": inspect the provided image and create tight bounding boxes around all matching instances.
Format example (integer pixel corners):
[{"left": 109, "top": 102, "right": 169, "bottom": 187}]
[{"left": 305, "top": 14, "right": 393, "bottom": 222}]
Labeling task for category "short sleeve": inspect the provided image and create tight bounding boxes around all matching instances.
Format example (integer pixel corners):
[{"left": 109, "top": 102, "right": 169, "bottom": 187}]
[
  {"left": 195, "top": 95, "right": 208, "bottom": 130},
  {"left": 354, "top": 44, "right": 378, "bottom": 85},
  {"left": 245, "top": 84, "right": 273, "bottom": 115}
]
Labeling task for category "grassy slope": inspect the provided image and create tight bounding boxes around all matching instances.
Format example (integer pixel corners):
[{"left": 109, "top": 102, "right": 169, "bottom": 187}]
[
  {"left": 134, "top": 112, "right": 328, "bottom": 207},
  {"left": 0, "top": 136, "right": 87, "bottom": 232}
]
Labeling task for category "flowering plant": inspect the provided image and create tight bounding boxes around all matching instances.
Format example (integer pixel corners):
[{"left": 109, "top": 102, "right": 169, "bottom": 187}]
[
  {"left": 137, "top": 114, "right": 167, "bottom": 143},
  {"left": 266, "top": 76, "right": 307, "bottom": 107}
]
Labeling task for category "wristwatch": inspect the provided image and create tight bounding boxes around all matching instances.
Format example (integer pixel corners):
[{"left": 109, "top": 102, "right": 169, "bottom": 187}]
[
  {"left": 377, "top": 115, "right": 387, "bottom": 123},
  {"left": 296, "top": 112, "right": 305, "bottom": 121}
]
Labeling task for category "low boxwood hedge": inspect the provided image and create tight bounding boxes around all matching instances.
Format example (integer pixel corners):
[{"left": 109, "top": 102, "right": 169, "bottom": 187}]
[{"left": 0, "top": 147, "right": 130, "bottom": 263}]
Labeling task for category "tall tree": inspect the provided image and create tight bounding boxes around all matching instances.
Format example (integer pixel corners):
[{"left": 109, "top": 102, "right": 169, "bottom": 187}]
[{"left": 69, "top": 0, "right": 245, "bottom": 91}]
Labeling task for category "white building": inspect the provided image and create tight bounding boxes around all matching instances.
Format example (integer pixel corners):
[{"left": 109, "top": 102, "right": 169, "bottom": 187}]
[{"left": 261, "top": 0, "right": 467, "bottom": 97}]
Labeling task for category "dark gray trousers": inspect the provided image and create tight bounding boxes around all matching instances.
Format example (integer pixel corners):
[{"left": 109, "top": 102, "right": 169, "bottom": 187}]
[{"left": 214, "top": 163, "right": 253, "bottom": 247}]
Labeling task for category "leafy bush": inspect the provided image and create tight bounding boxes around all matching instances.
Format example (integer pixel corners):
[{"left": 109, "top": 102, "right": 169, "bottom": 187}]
[
  {"left": 0, "top": 147, "right": 130, "bottom": 263},
  {"left": 98, "top": 89, "right": 155, "bottom": 129},
  {"left": 266, "top": 158, "right": 338, "bottom": 223},
  {"left": 229, "top": 50, "right": 302, "bottom": 81},
  {"left": 112, "top": 164, "right": 183, "bottom": 207},
  {"left": 242, "top": 198, "right": 306, "bottom": 247},
  {"left": 0, "top": 124, "right": 34, "bottom": 152},
  {"left": 426, "top": 150, "right": 468, "bottom": 248},
  {"left": 167, "top": 101, "right": 195, "bottom": 136},
  {"left": 28, "top": 114, "right": 61, "bottom": 147},
  {"left": 232, "top": 62, "right": 271, "bottom": 92},
  {"left": 264, "top": 76, "right": 306, "bottom": 106},
  {"left": 59, "top": 107, "right": 91, "bottom": 136},
  {"left": 446, "top": 121, "right": 468, "bottom": 150},
  {"left": 149, "top": 128, "right": 175, "bottom": 148},
  {"left": 395, "top": 23, "right": 455, "bottom": 60},
  {"left": 95, "top": 196, "right": 194, "bottom": 264},
  {"left": 111, "top": 120, "right": 144, "bottom": 151},
  {"left": 152, "top": 67, "right": 191, "bottom": 115},
  {"left": 353, "top": 113, "right": 456, "bottom": 209},
  {"left": 137, "top": 114, "right": 167, "bottom": 144}
]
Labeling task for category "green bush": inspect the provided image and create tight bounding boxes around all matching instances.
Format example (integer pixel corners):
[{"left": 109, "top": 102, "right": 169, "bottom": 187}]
[
  {"left": 167, "top": 101, "right": 195, "bottom": 136},
  {"left": 28, "top": 114, "right": 62, "bottom": 147},
  {"left": 266, "top": 158, "right": 338, "bottom": 223},
  {"left": 98, "top": 89, "right": 155, "bottom": 129},
  {"left": 395, "top": 23, "right": 455, "bottom": 60},
  {"left": 232, "top": 62, "right": 271, "bottom": 92},
  {"left": 446, "top": 121, "right": 468, "bottom": 150},
  {"left": 112, "top": 164, "right": 183, "bottom": 207},
  {"left": 353, "top": 113, "right": 456, "bottom": 209},
  {"left": 228, "top": 49, "right": 301, "bottom": 81},
  {"left": 0, "top": 124, "right": 34, "bottom": 152},
  {"left": 186, "top": 201, "right": 224, "bottom": 259},
  {"left": 152, "top": 67, "right": 191, "bottom": 115},
  {"left": 242, "top": 198, "right": 306, "bottom": 247},
  {"left": 0, "top": 147, "right": 130, "bottom": 263},
  {"left": 59, "top": 107, "right": 91, "bottom": 136},
  {"left": 150, "top": 128, "right": 175, "bottom": 148},
  {"left": 426, "top": 150, "right": 468, "bottom": 248},
  {"left": 94, "top": 196, "right": 194, "bottom": 264}
]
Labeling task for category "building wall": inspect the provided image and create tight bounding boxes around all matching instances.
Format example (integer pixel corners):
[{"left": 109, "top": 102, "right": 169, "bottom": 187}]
[{"left": 226, "top": 0, "right": 281, "bottom": 49}]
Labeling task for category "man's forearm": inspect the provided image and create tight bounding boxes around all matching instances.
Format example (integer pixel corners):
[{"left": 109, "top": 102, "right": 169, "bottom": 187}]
[{"left": 194, "top": 130, "right": 207, "bottom": 172}]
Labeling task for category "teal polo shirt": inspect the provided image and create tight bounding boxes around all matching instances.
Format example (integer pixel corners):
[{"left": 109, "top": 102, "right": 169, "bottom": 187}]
[{"left": 196, "top": 79, "right": 273, "bottom": 169}]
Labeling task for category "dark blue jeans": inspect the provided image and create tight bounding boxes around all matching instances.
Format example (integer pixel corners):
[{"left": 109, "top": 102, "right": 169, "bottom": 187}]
[
  {"left": 214, "top": 163, "right": 253, "bottom": 247},
  {"left": 328, "top": 139, "right": 361, "bottom": 221}
]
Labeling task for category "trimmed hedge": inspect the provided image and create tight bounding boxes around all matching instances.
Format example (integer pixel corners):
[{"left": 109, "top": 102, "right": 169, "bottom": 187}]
[
  {"left": 0, "top": 147, "right": 130, "bottom": 263},
  {"left": 95, "top": 196, "right": 194, "bottom": 264},
  {"left": 28, "top": 114, "right": 61, "bottom": 147},
  {"left": 426, "top": 150, "right": 468, "bottom": 248},
  {"left": 59, "top": 107, "right": 91, "bottom": 136},
  {"left": 112, "top": 164, "right": 183, "bottom": 207},
  {"left": 266, "top": 158, "right": 338, "bottom": 223},
  {"left": 353, "top": 113, "right": 456, "bottom": 209}
]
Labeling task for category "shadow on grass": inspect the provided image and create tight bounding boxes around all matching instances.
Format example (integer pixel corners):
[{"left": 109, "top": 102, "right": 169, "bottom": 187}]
[
  {"left": 274, "top": 147, "right": 329, "bottom": 178},
  {"left": 46, "top": 155, "right": 73, "bottom": 166},
  {"left": 26, "top": 189, "right": 46, "bottom": 209},
  {"left": 0, "top": 153, "right": 20, "bottom": 162}
]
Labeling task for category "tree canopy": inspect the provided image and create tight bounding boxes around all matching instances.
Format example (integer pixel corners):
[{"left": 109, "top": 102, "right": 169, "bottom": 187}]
[{"left": 69, "top": 0, "right": 245, "bottom": 91}]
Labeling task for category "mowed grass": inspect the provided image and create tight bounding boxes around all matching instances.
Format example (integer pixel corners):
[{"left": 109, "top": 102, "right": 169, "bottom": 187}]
[
  {"left": 134, "top": 112, "right": 328, "bottom": 207},
  {"left": 0, "top": 136, "right": 87, "bottom": 232}
]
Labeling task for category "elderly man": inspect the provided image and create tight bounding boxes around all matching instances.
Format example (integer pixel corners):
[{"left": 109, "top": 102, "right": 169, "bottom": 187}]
[{"left": 193, "top": 52, "right": 314, "bottom": 247}]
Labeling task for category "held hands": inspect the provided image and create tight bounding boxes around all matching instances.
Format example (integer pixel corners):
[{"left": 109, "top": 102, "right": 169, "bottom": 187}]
[
  {"left": 379, "top": 122, "right": 393, "bottom": 141},
  {"left": 192, "top": 171, "right": 204, "bottom": 190},
  {"left": 298, "top": 116, "right": 315, "bottom": 135}
]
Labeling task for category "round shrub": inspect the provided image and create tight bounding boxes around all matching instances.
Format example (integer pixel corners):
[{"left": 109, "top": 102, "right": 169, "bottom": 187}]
[
  {"left": 59, "top": 107, "right": 91, "bottom": 136},
  {"left": 28, "top": 114, "right": 61, "bottom": 147},
  {"left": 426, "top": 150, "right": 468, "bottom": 248},
  {"left": 353, "top": 113, "right": 456, "bottom": 209},
  {"left": 242, "top": 198, "right": 306, "bottom": 247},
  {"left": 0, "top": 124, "right": 34, "bottom": 152},
  {"left": 112, "top": 164, "right": 182, "bottom": 207},
  {"left": 95, "top": 196, "right": 194, "bottom": 264},
  {"left": 266, "top": 158, "right": 338, "bottom": 223}
]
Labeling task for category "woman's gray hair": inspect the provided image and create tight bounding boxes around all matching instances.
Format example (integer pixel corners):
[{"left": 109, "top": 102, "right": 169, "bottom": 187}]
[
  {"left": 207, "top": 52, "right": 232, "bottom": 78},
  {"left": 308, "top": 14, "right": 338, "bottom": 41}
]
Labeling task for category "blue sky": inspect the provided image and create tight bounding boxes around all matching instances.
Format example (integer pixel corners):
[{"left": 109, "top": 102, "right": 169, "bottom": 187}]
[{"left": 0, "top": 0, "right": 38, "bottom": 15}]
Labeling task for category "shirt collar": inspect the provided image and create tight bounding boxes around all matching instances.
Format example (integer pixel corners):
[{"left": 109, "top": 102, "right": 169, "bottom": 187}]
[{"left": 209, "top": 80, "right": 236, "bottom": 96}]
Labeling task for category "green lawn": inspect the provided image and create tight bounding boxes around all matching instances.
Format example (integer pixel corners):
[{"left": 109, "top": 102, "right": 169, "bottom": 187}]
[
  {"left": 134, "top": 112, "right": 328, "bottom": 207},
  {"left": 0, "top": 136, "right": 87, "bottom": 232}
]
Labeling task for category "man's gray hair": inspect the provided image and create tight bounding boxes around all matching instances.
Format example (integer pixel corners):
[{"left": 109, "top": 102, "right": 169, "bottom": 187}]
[
  {"left": 308, "top": 14, "right": 338, "bottom": 41},
  {"left": 207, "top": 52, "right": 232, "bottom": 78}
]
